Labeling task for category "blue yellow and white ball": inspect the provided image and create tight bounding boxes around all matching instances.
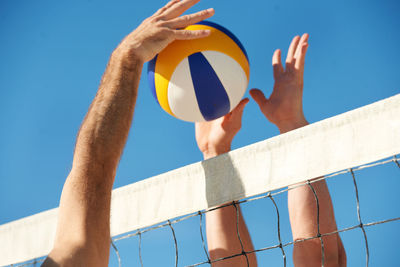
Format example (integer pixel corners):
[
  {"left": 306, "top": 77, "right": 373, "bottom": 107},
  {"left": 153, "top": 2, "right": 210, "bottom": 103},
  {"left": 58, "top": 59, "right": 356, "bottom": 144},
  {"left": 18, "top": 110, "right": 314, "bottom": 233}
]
[{"left": 148, "top": 21, "right": 250, "bottom": 122}]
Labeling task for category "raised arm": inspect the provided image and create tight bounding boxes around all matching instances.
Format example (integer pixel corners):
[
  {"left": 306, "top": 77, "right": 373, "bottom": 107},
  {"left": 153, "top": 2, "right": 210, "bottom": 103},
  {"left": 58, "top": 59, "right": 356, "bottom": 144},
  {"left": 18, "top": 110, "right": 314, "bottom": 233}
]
[
  {"left": 43, "top": 1, "right": 214, "bottom": 266},
  {"left": 250, "top": 34, "right": 346, "bottom": 267},
  {"left": 195, "top": 98, "right": 257, "bottom": 267}
]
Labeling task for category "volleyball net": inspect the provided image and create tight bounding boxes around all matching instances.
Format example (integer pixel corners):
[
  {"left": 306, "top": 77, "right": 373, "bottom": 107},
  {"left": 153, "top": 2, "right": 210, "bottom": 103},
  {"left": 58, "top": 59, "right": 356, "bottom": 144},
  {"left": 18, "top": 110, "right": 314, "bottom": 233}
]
[{"left": 1, "top": 94, "right": 399, "bottom": 266}]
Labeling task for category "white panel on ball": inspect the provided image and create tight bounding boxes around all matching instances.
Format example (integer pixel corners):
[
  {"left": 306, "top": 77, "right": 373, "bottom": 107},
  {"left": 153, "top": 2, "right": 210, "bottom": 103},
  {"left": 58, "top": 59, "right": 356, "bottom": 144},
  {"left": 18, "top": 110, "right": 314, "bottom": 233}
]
[{"left": 168, "top": 57, "right": 205, "bottom": 122}]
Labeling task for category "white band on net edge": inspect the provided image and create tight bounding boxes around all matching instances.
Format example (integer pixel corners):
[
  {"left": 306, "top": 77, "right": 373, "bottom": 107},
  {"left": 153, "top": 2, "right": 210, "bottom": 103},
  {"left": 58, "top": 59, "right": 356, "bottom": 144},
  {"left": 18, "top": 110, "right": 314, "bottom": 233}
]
[{"left": 1, "top": 93, "right": 399, "bottom": 266}]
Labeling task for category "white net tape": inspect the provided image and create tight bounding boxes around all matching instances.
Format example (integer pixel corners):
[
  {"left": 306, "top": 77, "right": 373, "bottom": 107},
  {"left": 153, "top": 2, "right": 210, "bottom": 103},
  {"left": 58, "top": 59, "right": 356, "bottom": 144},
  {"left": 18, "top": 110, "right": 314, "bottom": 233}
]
[{"left": 1, "top": 94, "right": 399, "bottom": 266}]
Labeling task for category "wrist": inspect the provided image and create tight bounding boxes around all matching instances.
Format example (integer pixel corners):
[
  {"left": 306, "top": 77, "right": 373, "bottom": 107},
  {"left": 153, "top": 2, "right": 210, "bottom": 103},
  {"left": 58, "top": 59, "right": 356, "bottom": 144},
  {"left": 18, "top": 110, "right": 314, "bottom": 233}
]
[
  {"left": 276, "top": 115, "right": 309, "bottom": 134},
  {"left": 277, "top": 117, "right": 309, "bottom": 133},
  {"left": 112, "top": 44, "right": 145, "bottom": 69},
  {"left": 202, "top": 146, "right": 231, "bottom": 160}
]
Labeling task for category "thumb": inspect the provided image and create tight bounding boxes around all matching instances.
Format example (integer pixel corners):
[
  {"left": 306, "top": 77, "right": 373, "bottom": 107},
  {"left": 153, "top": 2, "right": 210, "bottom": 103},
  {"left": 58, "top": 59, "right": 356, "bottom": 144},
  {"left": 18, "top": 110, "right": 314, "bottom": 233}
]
[
  {"left": 224, "top": 98, "right": 249, "bottom": 122},
  {"left": 222, "top": 98, "right": 249, "bottom": 129},
  {"left": 249, "top": 88, "right": 268, "bottom": 107},
  {"left": 233, "top": 98, "right": 249, "bottom": 115},
  {"left": 250, "top": 88, "right": 273, "bottom": 118}
]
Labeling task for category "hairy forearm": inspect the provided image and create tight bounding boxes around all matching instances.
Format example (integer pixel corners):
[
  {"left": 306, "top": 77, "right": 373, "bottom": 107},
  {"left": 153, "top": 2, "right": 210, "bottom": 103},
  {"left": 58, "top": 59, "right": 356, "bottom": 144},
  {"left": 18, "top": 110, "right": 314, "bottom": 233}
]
[
  {"left": 48, "top": 48, "right": 143, "bottom": 266},
  {"left": 73, "top": 48, "right": 142, "bottom": 176},
  {"left": 45, "top": 1, "right": 216, "bottom": 265}
]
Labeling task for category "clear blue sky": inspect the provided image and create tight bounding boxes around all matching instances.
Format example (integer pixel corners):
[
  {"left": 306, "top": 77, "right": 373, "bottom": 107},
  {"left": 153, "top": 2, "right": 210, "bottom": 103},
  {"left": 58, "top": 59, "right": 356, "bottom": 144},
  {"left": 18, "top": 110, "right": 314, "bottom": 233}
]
[{"left": 0, "top": 0, "right": 399, "bottom": 266}]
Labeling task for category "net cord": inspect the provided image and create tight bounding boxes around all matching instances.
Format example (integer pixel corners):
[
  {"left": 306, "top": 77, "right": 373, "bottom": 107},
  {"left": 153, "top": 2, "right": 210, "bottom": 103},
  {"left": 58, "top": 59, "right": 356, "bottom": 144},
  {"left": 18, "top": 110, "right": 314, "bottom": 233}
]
[
  {"left": 306, "top": 180, "right": 325, "bottom": 267},
  {"left": 3, "top": 94, "right": 399, "bottom": 266},
  {"left": 185, "top": 157, "right": 400, "bottom": 266},
  {"left": 109, "top": 156, "right": 400, "bottom": 267},
  {"left": 394, "top": 155, "right": 400, "bottom": 169},
  {"left": 267, "top": 193, "right": 286, "bottom": 266},
  {"left": 350, "top": 169, "right": 370, "bottom": 267},
  {"left": 110, "top": 239, "right": 121, "bottom": 267},
  {"left": 233, "top": 201, "right": 250, "bottom": 266},
  {"left": 8, "top": 157, "right": 400, "bottom": 267},
  {"left": 167, "top": 220, "right": 179, "bottom": 267},
  {"left": 137, "top": 229, "right": 144, "bottom": 267},
  {"left": 198, "top": 212, "right": 211, "bottom": 264}
]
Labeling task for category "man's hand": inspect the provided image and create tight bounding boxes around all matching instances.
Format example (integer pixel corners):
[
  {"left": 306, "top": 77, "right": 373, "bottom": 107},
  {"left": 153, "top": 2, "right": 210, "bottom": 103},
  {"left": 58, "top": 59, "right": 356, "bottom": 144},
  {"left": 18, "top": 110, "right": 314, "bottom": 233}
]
[
  {"left": 250, "top": 34, "right": 346, "bottom": 266},
  {"left": 195, "top": 98, "right": 257, "bottom": 266},
  {"left": 43, "top": 2, "right": 214, "bottom": 266},
  {"left": 117, "top": 0, "right": 214, "bottom": 64},
  {"left": 250, "top": 34, "right": 309, "bottom": 133},
  {"left": 195, "top": 98, "right": 249, "bottom": 159}
]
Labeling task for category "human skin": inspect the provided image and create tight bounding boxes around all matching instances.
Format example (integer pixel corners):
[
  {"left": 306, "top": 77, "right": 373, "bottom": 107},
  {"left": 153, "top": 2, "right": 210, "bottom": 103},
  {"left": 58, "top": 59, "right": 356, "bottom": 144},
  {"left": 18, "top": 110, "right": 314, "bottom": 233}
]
[
  {"left": 195, "top": 98, "right": 258, "bottom": 267},
  {"left": 42, "top": 1, "right": 215, "bottom": 266},
  {"left": 196, "top": 33, "right": 346, "bottom": 267},
  {"left": 250, "top": 34, "right": 347, "bottom": 267}
]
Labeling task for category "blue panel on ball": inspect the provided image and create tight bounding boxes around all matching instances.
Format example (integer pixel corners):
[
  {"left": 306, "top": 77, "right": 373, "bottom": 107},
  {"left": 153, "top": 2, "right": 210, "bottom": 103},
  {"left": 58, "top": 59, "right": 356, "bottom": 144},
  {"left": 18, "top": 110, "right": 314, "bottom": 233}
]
[
  {"left": 147, "top": 55, "right": 159, "bottom": 105},
  {"left": 188, "top": 52, "right": 230, "bottom": 121}
]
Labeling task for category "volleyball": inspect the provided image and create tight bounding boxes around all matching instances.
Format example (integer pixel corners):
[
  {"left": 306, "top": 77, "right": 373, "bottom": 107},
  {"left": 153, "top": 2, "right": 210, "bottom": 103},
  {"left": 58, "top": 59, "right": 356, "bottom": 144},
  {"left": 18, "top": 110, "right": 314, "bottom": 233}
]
[{"left": 148, "top": 21, "right": 250, "bottom": 122}]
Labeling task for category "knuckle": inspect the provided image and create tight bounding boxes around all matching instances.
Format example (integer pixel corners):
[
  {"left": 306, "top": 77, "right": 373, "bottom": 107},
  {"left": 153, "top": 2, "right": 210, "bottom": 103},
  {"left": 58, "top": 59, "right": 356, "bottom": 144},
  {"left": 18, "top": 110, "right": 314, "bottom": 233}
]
[
  {"left": 143, "top": 17, "right": 152, "bottom": 23},
  {"left": 154, "top": 15, "right": 165, "bottom": 23},
  {"left": 200, "top": 10, "right": 209, "bottom": 16},
  {"left": 157, "top": 7, "right": 167, "bottom": 14},
  {"left": 180, "top": 14, "right": 192, "bottom": 23},
  {"left": 157, "top": 19, "right": 168, "bottom": 27},
  {"left": 147, "top": 16, "right": 159, "bottom": 24},
  {"left": 185, "top": 14, "right": 193, "bottom": 22},
  {"left": 285, "top": 60, "right": 293, "bottom": 66},
  {"left": 160, "top": 27, "right": 173, "bottom": 35},
  {"left": 190, "top": 31, "right": 200, "bottom": 37},
  {"left": 180, "top": 30, "right": 191, "bottom": 37}
]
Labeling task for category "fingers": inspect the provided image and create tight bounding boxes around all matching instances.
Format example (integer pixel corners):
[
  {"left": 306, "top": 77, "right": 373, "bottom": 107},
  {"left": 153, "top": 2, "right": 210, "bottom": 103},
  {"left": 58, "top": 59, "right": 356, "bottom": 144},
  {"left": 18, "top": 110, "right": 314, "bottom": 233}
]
[
  {"left": 161, "top": 0, "right": 202, "bottom": 20},
  {"left": 131, "top": 0, "right": 213, "bottom": 62},
  {"left": 154, "top": 0, "right": 181, "bottom": 16},
  {"left": 272, "top": 49, "right": 284, "bottom": 79},
  {"left": 173, "top": 29, "right": 211, "bottom": 40},
  {"left": 285, "top": 35, "right": 301, "bottom": 68},
  {"left": 156, "top": 2, "right": 215, "bottom": 41},
  {"left": 294, "top": 33, "right": 309, "bottom": 60},
  {"left": 294, "top": 34, "right": 309, "bottom": 71},
  {"left": 166, "top": 8, "right": 214, "bottom": 29},
  {"left": 284, "top": 34, "right": 309, "bottom": 71}
]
